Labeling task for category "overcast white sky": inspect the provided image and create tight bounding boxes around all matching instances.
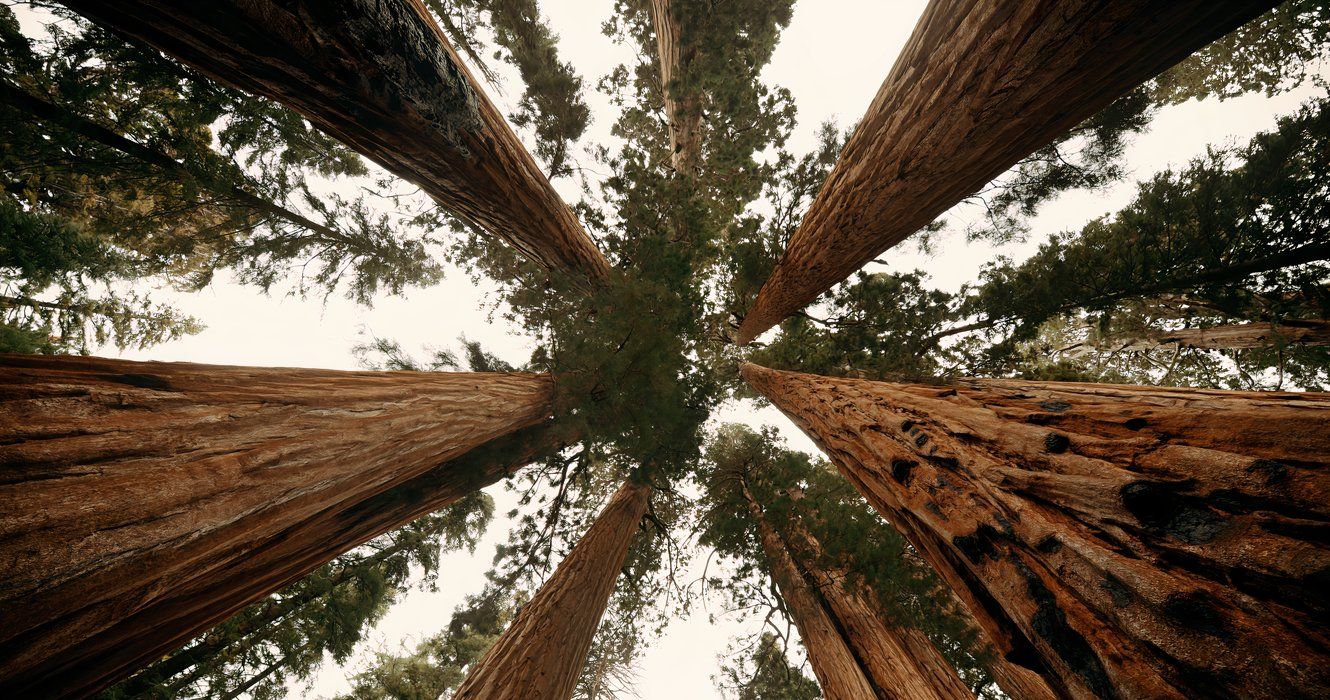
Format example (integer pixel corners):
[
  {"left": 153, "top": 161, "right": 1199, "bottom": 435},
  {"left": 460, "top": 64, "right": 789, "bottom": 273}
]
[{"left": 62, "top": 0, "right": 1325, "bottom": 697}]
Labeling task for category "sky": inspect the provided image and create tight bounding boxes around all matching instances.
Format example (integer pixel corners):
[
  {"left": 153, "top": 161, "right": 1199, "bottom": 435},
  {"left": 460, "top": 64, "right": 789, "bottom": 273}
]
[{"left": 29, "top": 0, "right": 1326, "bottom": 697}]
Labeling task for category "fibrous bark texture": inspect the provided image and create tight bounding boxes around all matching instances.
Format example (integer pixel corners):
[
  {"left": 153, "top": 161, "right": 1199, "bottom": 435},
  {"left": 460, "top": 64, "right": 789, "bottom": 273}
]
[
  {"left": 648, "top": 0, "right": 701, "bottom": 176},
  {"left": 59, "top": 0, "right": 609, "bottom": 281},
  {"left": 0, "top": 354, "right": 558, "bottom": 698},
  {"left": 1059, "top": 320, "right": 1330, "bottom": 356},
  {"left": 454, "top": 480, "right": 651, "bottom": 700},
  {"left": 775, "top": 498, "right": 975, "bottom": 700},
  {"left": 743, "top": 482, "right": 879, "bottom": 699},
  {"left": 743, "top": 363, "right": 1330, "bottom": 698},
  {"left": 733, "top": 0, "right": 1278, "bottom": 344}
]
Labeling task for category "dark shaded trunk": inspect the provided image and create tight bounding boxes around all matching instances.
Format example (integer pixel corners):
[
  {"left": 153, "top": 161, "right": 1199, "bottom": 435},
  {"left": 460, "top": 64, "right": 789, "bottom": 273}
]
[
  {"left": 58, "top": 0, "right": 609, "bottom": 281},
  {"left": 454, "top": 480, "right": 651, "bottom": 700},
  {"left": 0, "top": 354, "right": 563, "bottom": 698},
  {"left": 734, "top": 0, "right": 1279, "bottom": 344},
  {"left": 743, "top": 362, "right": 1330, "bottom": 698}
]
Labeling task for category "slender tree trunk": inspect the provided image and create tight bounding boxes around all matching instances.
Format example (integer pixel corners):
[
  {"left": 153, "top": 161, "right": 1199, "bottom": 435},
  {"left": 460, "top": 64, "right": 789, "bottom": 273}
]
[
  {"left": 1059, "top": 319, "right": 1330, "bottom": 356},
  {"left": 215, "top": 643, "right": 309, "bottom": 700},
  {"left": 783, "top": 517, "right": 974, "bottom": 700},
  {"left": 743, "top": 362, "right": 1330, "bottom": 698},
  {"left": 734, "top": 0, "right": 1278, "bottom": 344},
  {"left": 741, "top": 481, "right": 879, "bottom": 699},
  {"left": 0, "top": 354, "right": 560, "bottom": 698},
  {"left": 648, "top": 0, "right": 701, "bottom": 176},
  {"left": 59, "top": 0, "right": 609, "bottom": 281},
  {"left": 454, "top": 480, "right": 651, "bottom": 700}
]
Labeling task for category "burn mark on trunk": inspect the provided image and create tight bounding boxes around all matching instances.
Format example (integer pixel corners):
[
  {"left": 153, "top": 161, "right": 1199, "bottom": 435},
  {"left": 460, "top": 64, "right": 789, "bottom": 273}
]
[
  {"left": 1040, "top": 400, "right": 1071, "bottom": 413},
  {"left": 1246, "top": 459, "right": 1290, "bottom": 486},
  {"left": 890, "top": 458, "right": 915, "bottom": 485},
  {"left": 1099, "top": 574, "right": 1132, "bottom": 608},
  {"left": 1162, "top": 591, "right": 1230, "bottom": 639},
  {"left": 1120, "top": 481, "right": 1228, "bottom": 544},
  {"left": 1018, "top": 562, "right": 1116, "bottom": 698},
  {"left": 1043, "top": 432, "right": 1069, "bottom": 453},
  {"left": 107, "top": 374, "right": 174, "bottom": 391},
  {"left": 953, "top": 523, "right": 1010, "bottom": 564}
]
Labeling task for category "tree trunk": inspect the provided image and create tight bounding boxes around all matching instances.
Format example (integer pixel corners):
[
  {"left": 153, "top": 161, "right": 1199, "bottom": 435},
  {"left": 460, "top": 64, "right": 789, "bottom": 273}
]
[
  {"left": 59, "top": 0, "right": 609, "bottom": 282},
  {"left": 734, "top": 0, "right": 1278, "bottom": 344},
  {"left": 0, "top": 353, "right": 561, "bottom": 698},
  {"left": 648, "top": 0, "right": 702, "bottom": 176},
  {"left": 1059, "top": 319, "right": 1330, "bottom": 356},
  {"left": 791, "top": 520, "right": 975, "bottom": 700},
  {"left": 742, "top": 362, "right": 1330, "bottom": 698},
  {"left": 454, "top": 480, "right": 651, "bottom": 700},
  {"left": 742, "top": 481, "right": 879, "bottom": 699}
]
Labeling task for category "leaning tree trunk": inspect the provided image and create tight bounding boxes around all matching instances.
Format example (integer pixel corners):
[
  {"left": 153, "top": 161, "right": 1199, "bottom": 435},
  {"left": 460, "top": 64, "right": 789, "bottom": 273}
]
[
  {"left": 59, "top": 0, "right": 609, "bottom": 282},
  {"left": 743, "top": 363, "right": 1330, "bottom": 698},
  {"left": 0, "top": 354, "right": 562, "bottom": 698},
  {"left": 783, "top": 509, "right": 975, "bottom": 700},
  {"left": 454, "top": 480, "right": 651, "bottom": 700},
  {"left": 741, "top": 481, "right": 879, "bottom": 699},
  {"left": 1059, "top": 319, "right": 1330, "bottom": 356},
  {"left": 733, "top": 0, "right": 1278, "bottom": 344},
  {"left": 648, "top": 0, "right": 702, "bottom": 177}
]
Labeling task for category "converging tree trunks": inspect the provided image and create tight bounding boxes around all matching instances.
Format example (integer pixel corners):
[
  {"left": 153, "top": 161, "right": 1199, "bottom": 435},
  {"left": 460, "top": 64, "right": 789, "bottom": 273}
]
[
  {"left": 57, "top": 0, "right": 610, "bottom": 281},
  {"left": 0, "top": 354, "right": 557, "bottom": 698},
  {"left": 734, "top": 0, "right": 1279, "bottom": 344},
  {"left": 742, "top": 362, "right": 1330, "bottom": 698}
]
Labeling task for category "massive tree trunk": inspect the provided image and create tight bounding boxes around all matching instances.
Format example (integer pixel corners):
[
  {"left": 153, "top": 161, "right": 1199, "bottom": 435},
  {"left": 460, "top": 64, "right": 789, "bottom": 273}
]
[
  {"left": 781, "top": 502, "right": 976, "bottom": 700},
  {"left": 59, "top": 0, "right": 609, "bottom": 281},
  {"left": 742, "top": 362, "right": 1330, "bottom": 698},
  {"left": 1059, "top": 319, "right": 1330, "bottom": 356},
  {"left": 454, "top": 480, "right": 651, "bottom": 700},
  {"left": 733, "top": 0, "right": 1279, "bottom": 344},
  {"left": 648, "top": 0, "right": 702, "bottom": 176},
  {"left": 740, "top": 481, "right": 879, "bottom": 699},
  {"left": 0, "top": 354, "right": 563, "bottom": 698}
]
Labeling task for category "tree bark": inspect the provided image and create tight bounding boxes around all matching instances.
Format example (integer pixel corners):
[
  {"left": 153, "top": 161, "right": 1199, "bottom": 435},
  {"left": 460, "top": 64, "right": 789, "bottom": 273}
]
[
  {"left": 58, "top": 0, "right": 610, "bottom": 282},
  {"left": 648, "top": 0, "right": 702, "bottom": 176},
  {"left": 790, "top": 515, "right": 975, "bottom": 700},
  {"left": 453, "top": 479, "right": 651, "bottom": 700},
  {"left": 734, "top": 0, "right": 1279, "bottom": 344},
  {"left": 0, "top": 353, "right": 562, "bottom": 698},
  {"left": 742, "top": 362, "right": 1330, "bottom": 698},
  {"left": 740, "top": 481, "right": 876, "bottom": 699},
  {"left": 1058, "top": 319, "right": 1330, "bottom": 356}
]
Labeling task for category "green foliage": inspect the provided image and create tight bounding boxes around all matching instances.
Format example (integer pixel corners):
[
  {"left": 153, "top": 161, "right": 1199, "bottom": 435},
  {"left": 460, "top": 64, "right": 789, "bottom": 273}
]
[{"left": 714, "top": 633, "right": 821, "bottom": 700}]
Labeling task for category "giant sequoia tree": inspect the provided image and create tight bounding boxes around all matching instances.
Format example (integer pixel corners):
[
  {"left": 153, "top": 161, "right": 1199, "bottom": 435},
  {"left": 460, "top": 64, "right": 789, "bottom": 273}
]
[
  {"left": 743, "top": 363, "right": 1330, "bottom": 698},
  {"left": 3, "top": 0, "right": 1327, "bottom": 697}
]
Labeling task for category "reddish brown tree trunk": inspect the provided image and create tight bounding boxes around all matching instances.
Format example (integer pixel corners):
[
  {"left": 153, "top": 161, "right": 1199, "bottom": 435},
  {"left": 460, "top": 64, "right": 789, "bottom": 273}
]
[
  {"left": 734, "top": 0, "right": 1278, "bottom": 344},
  {"left": 0, "top": 354, "right": 561, "bottom": 698},
  {"left": 741, "top": 481, "right": 879, "bottom": 699},
  {"left": 743, "top": 362, "right": 1330, "bottom": 698},
  {"left": 1059, "top": 320, "right": 1330, "bottom": 355},
  {"left": 59, "top": 0, "right": 609, "bottom": 281},
  {"left": 649, "top": 0, "right": 702, "bottom": 176},
  {"left": 454, "top": 480, "right": 651, "bottom": 700},
  {"left": 783, "top": 513, "right": 975, "bottom": 700}
]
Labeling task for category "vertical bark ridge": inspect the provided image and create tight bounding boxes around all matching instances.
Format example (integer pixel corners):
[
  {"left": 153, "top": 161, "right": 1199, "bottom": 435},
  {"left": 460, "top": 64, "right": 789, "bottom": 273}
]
[
  {"left": 742, "top": 362, "right": 1330, "bottom": 698},
  {"left": 0, "top": 354, "right": 561, "bottom": 698},
  {"left": 59, "top": 0, "right": 611, "bottom": 281},
  {"left": 734, "top": 0, "right": 1278, "bottom": 344},
  {"left": 453, "top": 480, "right": 652, "bottom": 700},
  {"left": 742, "top": 481, "right": 881, "bottom": 699}
]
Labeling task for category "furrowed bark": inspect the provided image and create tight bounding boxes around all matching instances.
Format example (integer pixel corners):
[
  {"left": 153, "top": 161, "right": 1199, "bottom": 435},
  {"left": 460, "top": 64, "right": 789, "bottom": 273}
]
[
  {"left": 742, "top": 481, "right": 879, "bottom": 699},
  {"left": 734, "top": 0, "right": 1278, "bottom": 344},
  {"left": 782, "top": 506, "right": 974, "bottom": 700},
  {"left": 0, "top": 354, "right": 564, "bottom": 698},
  {"left": 648, "top": 0, "right": 702, "bottom": 176},
  {"left": 1058, "top": 319, "right": 1330, "bottom": 356},
  {"left": 454, "top": 480, "right": 651, "bottom": 700},
  {"left": 743, "top": 362, "right": 1330, "bottom": 698},
  {"left": 58, "top": 0, "right": 610, "bottom": 281}
]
